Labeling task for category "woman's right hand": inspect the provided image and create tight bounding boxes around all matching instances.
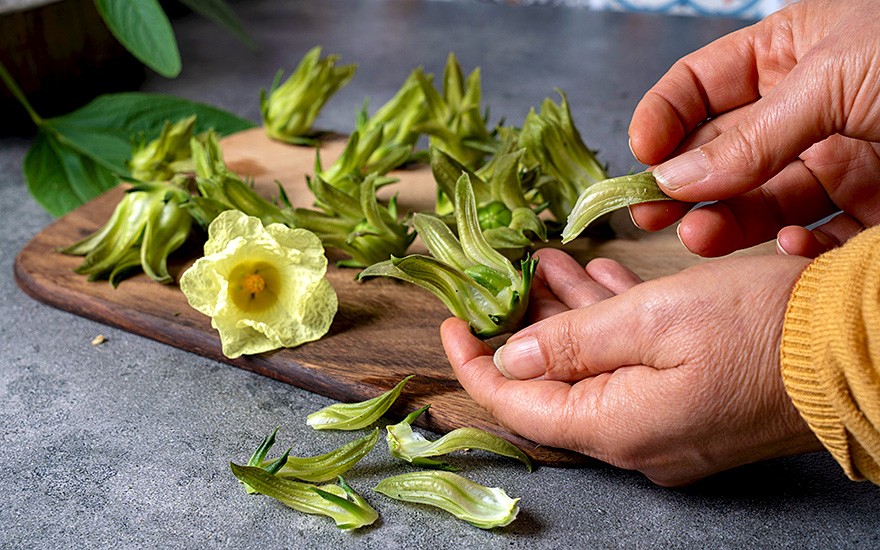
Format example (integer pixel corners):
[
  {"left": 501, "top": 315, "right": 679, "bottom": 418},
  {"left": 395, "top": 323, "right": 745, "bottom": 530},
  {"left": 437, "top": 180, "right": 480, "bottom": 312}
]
[{"left": 627, "top": 0, "right": 880, "bottom": 258}]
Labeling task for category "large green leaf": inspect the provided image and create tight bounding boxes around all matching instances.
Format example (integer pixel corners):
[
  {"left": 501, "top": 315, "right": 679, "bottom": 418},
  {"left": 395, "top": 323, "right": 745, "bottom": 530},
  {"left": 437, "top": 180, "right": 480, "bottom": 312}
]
[
  {"left": 24, "top": 93, "right": 256, "bottom": 216},
  {"left": 24, "top": 134, "right": 115, "bottom": 215},
  {"left": 94, "top": 0, "right": 182, "bottom": 78},
  {"left": 177, "top": 0, "right": 255, "bottom": 48}
]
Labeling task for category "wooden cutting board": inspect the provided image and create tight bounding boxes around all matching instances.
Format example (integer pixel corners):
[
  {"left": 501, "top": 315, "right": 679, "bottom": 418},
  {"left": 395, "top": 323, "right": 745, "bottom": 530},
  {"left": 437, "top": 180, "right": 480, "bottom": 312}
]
[{"left": 14, "top": 128, "right": 771, "bottom": 466}]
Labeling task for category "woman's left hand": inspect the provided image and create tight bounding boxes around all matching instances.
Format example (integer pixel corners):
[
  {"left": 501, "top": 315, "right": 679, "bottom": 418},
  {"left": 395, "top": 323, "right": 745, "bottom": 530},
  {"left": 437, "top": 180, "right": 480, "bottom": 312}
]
[{"left": 442, "top": 248, "right": 821, "bottom": 486}]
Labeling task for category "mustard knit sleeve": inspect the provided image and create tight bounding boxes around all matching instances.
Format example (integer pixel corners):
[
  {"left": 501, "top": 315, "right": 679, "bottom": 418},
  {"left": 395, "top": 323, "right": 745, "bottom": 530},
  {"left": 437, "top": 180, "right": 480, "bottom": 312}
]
[{"left": 781, "top": 225, "right": 880, "bottom": 484}]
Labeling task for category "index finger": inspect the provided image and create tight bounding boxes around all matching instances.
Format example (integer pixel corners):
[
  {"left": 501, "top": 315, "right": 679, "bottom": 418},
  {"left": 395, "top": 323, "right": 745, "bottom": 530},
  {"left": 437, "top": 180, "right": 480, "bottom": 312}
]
[{"left": 629, "top": 23, "right": 764, "bottom": 164}]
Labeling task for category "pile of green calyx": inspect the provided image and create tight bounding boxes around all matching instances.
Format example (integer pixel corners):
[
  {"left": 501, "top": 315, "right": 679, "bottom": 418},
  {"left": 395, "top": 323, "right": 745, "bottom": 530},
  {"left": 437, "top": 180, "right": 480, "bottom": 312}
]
[
  {"left": 62, "top": 46, "right": 669, "bottom": 337},
  {"left": 231, "top": 376, "right": 530, "bottom": 531}
]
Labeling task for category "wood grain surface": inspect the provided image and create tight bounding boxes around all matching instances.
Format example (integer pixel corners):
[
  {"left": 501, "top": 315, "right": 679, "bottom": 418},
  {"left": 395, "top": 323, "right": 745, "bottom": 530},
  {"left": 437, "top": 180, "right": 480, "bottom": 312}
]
[{"left": 14, "top": 128, "right": 773, "bottom": 466}]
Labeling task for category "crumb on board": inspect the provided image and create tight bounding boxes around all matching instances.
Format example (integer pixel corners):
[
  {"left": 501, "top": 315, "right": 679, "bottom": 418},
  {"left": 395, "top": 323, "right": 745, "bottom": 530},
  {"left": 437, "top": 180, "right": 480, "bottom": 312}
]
[{"left": 91, "top": 334, "right": 107, "bottom": 346}]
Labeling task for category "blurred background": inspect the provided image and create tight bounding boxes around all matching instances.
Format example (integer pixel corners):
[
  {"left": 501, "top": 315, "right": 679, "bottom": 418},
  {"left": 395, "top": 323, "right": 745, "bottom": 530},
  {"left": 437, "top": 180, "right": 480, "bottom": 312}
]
[{"left": 0, "top": 0, "right": 791, "bottom": 134}]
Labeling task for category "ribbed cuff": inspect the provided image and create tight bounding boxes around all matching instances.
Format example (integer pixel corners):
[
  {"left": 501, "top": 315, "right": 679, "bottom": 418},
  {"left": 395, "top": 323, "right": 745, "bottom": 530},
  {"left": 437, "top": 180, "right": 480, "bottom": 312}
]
[{"left": 780, "top": 254, "right": 858, "bottom": 479}]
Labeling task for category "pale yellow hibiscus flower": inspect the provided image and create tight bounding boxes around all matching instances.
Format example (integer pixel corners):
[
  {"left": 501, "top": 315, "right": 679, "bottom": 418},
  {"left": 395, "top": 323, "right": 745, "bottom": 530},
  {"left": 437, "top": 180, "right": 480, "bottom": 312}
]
[{"left": 180, "top": 210, "right": 337, "bottom": 358}]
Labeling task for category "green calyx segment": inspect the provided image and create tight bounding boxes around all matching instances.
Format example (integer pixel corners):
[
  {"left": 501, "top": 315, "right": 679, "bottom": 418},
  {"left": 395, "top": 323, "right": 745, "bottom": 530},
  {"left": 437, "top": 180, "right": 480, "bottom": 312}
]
[
  {"left": 261, "top": 46, "right": 357, "bottom": 144},
  {"left": 314, "top": 128, "right": 409, "bottom": 195},
  {"left": 360, "top": 254, "right": 505, "bottom": 334},
  {"left": 356, "top": 69, "right": 429, "bottom": 166},
  {"left": 230, "top": 464, "right": 378, "bottom": 530},
  {"left": 306, "top": 375, "right": 414, "bottom": 430},
  {"left": 272, "top": 429, "right": 379, "bottom": 483},
  {"left": 242, "top": 428, "right": 379, "bottom": 487},
  {"left": 561, "top": 171, "right": 671, "bottom": 244},
  {"left": 293, "top": 172, "right": 414, "bottom": 268},
  {"left": 430, "top": 147, "right": 546, "bottom": 260},
  {"left": 518, "top": 89, "right": 608, "bottom": 222},
  {"left": 374, "top": 470, "right": 519, "bottom": 529},
  {"left": 59, "top": 181, "right": 193, "bottom": 286},
  {"left": 386, "top": 405, "right": 532, "bottom": 472},
  {"left": 413, "top": 53, "right": 498, "bottom": 170},
  {"left": 359, "top": 174, "right": 536, "bottom": 338},
  {"left": 188, "top": 132, "right": 295, "bottom": 228}
]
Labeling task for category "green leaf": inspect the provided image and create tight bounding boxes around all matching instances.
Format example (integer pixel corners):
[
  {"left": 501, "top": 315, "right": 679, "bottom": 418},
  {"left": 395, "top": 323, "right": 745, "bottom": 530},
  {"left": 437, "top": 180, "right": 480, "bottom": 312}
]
[
  {"left": 50, "top": 93, "right": 255, "bottom": 137},
  {"left": 94, "top": 0, "right": 182, "bottom": 78},
  {"left": 24, "top": 133, "right": 115, "bottom": 215},
  {"left": 176, "top": 0, "right": 255, "bottom": 49},
  {"left": 24, "top": 93, "right": 255, "bottom": 216}
]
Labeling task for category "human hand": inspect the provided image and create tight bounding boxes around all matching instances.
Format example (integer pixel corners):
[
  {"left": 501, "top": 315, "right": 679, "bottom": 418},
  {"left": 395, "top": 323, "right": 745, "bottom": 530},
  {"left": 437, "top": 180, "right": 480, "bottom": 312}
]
[
  {"left": 442, "top": 249, "right": 821, "bottom": 486},
  {"left": 627, "top": 0, "right": 880, "bottom": 258}
]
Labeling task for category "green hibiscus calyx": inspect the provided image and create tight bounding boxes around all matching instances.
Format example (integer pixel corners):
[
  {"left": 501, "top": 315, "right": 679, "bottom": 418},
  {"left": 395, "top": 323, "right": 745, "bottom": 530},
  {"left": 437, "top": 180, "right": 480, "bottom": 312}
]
[
  {"left": 518, "top": 89, "right": 608, "bottom": 222},
  {"left": 413, "top": 52, "right": 498, "bottom": 171},
  {"left": 60, "top": 180, "right": 193, "bottom": 286},
  {"left": 355, "top": 68, "right": 429, "bottom": 166},
  {"left": 359, "top": 173, "right": 537, "bottom": 338},
  {"left": 128, "top": 115, "right": 199, "bottom": 183},
  {"left": 292, "top": 172, "right": 415, "bottom": 269},
  {"left": 188, "top": 131, "right": 295, "bottom": 228},
  {"left": 261, "top": 46, "right": 357, "bottom": 144}
]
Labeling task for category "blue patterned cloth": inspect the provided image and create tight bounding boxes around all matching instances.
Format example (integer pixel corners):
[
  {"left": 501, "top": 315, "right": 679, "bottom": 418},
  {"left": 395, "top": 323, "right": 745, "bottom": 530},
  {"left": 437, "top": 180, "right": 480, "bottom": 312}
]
[
  {"left": 591, "top": 0, "right": 792, "bottom": 18},
  {"left": 458, "top": 0, "right": 797, "bottom": 18}
]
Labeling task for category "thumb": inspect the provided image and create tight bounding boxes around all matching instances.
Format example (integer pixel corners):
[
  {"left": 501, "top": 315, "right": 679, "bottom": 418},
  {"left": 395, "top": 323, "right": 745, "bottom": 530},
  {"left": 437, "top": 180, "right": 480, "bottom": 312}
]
[
  {"left": 492, "top": 295, "right": 648, "bottom": 382},
  {"left": 652, "top": 50, "right": 839, "bottom": 202}
]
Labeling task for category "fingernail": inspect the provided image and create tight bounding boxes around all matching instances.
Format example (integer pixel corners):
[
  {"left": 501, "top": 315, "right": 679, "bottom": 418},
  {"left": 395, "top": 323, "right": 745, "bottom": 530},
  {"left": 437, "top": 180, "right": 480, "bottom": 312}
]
[
  {"left": 628, "top": 136, "right": 637, "bottom": 159},
  {"left": 653, "top": 148, "right": 708, "bottom": 191},
  {"left": 675, "top": 223, "right": 693, "bottom": 253},
  {"left": 775, "top": 238, "right": 789, "bottom": 255},
  {"left": 492, "top": 337, "right": 545, "bottom": 380},
  {"left": 627, "top": 205, "right": 643, "bottom": 230}
]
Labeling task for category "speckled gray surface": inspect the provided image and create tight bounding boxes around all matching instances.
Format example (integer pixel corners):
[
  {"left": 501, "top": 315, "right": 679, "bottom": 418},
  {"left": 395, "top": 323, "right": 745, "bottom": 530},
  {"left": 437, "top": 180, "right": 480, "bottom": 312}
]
[{"left": 1, "top": 1, "right": 878, "bottom": 548}]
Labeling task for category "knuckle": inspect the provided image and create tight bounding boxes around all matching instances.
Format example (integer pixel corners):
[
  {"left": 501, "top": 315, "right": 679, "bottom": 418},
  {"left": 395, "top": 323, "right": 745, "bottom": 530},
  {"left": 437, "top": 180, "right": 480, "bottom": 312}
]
[{"left": 543, "top": 328, "right": 585, "bottom": 377}]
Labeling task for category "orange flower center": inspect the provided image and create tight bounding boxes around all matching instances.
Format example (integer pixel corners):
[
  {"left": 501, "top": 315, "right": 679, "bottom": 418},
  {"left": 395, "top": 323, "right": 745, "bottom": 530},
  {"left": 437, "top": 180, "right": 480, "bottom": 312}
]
[
  {"left": 229, "top": 261, "right": 280, "bottom": 313},
  {"left": 243, "top": 273, "right": 266, "bottom": 294}
]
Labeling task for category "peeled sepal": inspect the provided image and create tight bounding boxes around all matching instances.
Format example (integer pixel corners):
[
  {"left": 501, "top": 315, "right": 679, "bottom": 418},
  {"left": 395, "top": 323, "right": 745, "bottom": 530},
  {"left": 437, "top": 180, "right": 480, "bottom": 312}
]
[
  {"left": 271, "top": 429, "right": 379, "bottom": 483},
  {"left": 374, "top": 470, "right": 519, "bottom": 529},
  {"left": 386, "top": 406, "right": 532, "bottom": 471},
  {"left": 230, "top": 464, "right": 378, "bottom": 530},
  {"left": 306, "top": 375, "right": 414, "bottom": 431},
  {"left": 561, "top": 171, "right": 671, "bottom": 244}
]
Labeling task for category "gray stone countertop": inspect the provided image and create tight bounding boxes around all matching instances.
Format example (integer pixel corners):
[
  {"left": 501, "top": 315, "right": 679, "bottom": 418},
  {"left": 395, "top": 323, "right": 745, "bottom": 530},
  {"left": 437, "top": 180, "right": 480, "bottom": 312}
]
[{"left": 1, "top": 0, "right": 877, "bottom": 547}]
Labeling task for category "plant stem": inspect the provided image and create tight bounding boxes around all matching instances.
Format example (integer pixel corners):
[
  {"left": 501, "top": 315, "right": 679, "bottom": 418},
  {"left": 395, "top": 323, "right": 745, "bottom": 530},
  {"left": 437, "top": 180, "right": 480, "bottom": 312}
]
[{"left": 0, "top": 60, "right": 44, "bottom": 127}]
